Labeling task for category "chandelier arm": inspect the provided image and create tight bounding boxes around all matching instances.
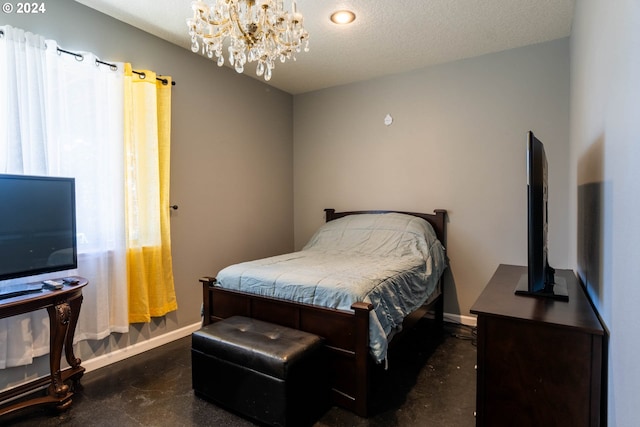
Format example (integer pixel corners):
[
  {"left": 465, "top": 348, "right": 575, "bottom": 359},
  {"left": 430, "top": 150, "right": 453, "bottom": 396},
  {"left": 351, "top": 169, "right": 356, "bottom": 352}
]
[
  {"left": 229, "top": 1, "right": 257, "bottom": 46},
  {"left": 201, "top": 24, "right": 231, "bottom": 40},
  {"left": 204, "top": 16, "right": 231, "bottom": 27}
]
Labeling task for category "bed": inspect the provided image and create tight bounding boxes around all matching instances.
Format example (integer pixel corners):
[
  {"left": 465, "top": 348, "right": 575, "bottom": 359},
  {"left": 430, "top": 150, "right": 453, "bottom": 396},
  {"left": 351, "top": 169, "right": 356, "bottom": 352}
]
[{"left": 199, "top": 208, "right": 447, "bottom": 417}]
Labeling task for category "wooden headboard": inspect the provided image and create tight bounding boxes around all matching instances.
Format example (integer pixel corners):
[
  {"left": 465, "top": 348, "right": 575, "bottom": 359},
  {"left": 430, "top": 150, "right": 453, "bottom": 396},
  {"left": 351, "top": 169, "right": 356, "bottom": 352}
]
[{"left": 324, "top": 208, "right": 447, "bottom": 246}]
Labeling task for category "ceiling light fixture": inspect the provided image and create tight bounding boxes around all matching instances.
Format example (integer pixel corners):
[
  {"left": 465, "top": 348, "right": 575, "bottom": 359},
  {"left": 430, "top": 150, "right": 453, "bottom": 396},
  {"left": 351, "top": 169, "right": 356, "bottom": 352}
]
[
  {"left": 330, "top": 10, "right": 356, "bottom": 25},
  {"left": 187, "top": 0, "right": 310, "bottom": 81}
]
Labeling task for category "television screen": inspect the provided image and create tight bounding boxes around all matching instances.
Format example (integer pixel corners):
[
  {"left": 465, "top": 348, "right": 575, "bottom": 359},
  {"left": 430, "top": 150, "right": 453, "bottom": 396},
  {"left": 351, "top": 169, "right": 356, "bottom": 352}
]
[{"left": 0, "top": 174, "right": 77, "bottom": 281}]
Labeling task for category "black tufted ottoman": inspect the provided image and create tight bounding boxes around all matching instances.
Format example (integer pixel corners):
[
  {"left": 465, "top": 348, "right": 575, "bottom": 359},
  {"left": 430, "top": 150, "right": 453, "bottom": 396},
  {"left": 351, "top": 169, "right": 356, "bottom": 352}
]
[{"left": 191, "top": 316, "right": 329, "bottom": 427}]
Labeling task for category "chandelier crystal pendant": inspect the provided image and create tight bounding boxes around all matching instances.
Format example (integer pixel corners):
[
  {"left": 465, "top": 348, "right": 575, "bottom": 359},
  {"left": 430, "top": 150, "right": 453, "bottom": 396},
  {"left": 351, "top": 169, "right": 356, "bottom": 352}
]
[{"left": 187, "top": 0, "right": 309, "bottom": 81}]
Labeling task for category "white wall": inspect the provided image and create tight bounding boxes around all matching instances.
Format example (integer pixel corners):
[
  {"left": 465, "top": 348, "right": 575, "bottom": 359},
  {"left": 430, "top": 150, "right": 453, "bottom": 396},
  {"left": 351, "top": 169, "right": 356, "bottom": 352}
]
[
  {"left": 570, "top": 1, "right": 640, "bottom": 425},
  {"left": 293, "top": 39, "right": 571, "bottom": 318}
]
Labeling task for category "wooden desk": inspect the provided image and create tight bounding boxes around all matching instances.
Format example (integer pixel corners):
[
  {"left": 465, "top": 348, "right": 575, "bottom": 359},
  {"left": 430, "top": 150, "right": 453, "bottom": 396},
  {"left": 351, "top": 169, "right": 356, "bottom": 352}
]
[
  {"left": 471, "top": 265, "right": 604, "bottom": 426},
  {"left": 0, "top": 277, "right": 87, "bottom": 417}
]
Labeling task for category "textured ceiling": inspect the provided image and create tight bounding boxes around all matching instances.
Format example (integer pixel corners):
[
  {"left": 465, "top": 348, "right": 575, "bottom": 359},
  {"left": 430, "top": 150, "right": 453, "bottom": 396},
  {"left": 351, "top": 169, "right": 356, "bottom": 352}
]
[{"left": 74, "top": 0, "right": 575, "bottom": 95}]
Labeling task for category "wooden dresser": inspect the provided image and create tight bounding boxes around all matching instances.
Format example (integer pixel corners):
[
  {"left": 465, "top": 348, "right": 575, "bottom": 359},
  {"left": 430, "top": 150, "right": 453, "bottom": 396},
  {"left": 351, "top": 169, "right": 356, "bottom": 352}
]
[{"left": 471, "top": 264, "right": 605, "bottom": 426}]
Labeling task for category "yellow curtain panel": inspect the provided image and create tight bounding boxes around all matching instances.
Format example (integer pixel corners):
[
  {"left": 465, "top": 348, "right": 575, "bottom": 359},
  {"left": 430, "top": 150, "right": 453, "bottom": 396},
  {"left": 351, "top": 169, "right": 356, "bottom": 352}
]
[{"left": 124, "top": 64, "right": 177, "bottom": 323}]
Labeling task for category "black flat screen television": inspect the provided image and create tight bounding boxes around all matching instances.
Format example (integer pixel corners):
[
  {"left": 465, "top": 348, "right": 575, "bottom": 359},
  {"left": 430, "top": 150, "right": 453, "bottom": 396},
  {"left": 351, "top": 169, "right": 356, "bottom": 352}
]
[
  {"left": 515, "top": 131, "right": 568, "bottom": 301},
  {"left": 0, "top": 174, "right": 77, "bottom": 283}
]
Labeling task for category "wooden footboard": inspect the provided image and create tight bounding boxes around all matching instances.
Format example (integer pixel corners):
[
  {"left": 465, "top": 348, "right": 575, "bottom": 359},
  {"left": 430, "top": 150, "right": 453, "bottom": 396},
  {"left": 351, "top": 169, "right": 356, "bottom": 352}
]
[
  {"left": 199, "top": 283, "right": 445, "bottom": 417},
  {"left": 199, "top": 278, "right": 374, "bottom": 416}
]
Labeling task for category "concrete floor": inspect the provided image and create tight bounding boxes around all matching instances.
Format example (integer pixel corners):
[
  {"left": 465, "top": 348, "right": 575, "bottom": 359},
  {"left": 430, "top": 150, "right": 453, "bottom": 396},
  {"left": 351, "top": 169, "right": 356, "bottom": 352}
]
[{"left": 2, "top": 320, "right": 477, "bottom": 427}]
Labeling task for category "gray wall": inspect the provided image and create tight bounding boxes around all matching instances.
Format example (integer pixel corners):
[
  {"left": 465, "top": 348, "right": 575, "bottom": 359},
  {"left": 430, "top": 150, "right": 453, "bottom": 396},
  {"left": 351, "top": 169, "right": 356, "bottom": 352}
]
[
  {"left": 3, "top": 0, "right": 293, "bottom": 386},
  {"left": 570, "top": 1, "right": 640, "bottom": 425},
  {"left": 293, "top": 38, "right": 571, "bottom": 318}
]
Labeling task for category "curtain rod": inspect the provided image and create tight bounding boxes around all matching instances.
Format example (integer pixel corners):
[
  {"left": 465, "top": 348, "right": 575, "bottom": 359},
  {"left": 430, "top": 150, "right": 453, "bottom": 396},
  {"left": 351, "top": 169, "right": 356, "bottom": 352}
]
[
  {"left": 64, "top": 49, "right": 175, "bottom": 86},
  {"left": 93, "top": 57, "right": 175, "bottom": 86},
  {"left": 1, "top": 30, "right": 175, "bottom": 86}
]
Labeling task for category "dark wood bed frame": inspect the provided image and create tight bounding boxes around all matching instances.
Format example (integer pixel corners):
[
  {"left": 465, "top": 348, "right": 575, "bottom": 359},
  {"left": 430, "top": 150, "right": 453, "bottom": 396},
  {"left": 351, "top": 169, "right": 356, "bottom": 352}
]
[{"left": 199, "top": 208, "right": 447, "bottom": 417}]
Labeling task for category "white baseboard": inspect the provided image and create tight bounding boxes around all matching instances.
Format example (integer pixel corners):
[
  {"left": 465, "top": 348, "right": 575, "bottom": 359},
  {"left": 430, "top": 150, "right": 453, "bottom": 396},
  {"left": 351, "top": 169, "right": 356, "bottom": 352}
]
[
  {"left": 444, "top": 312, "right": 477, "bottom": 327},
  {"left": 82, "top": 321, "right": 202, "bottom": 374},
  {"left": 82, "top": 314, "right": 474, "bottom": 374}
]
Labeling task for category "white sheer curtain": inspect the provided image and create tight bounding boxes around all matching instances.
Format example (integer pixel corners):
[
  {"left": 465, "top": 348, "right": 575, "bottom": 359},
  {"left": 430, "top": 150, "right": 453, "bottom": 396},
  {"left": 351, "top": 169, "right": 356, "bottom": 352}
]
[{"left": 0, "top": 25, "right": 129, "bottom": 368}]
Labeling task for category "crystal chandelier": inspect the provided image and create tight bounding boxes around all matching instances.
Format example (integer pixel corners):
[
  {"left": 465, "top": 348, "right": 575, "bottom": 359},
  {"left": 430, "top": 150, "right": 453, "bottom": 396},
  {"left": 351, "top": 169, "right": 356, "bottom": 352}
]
[{"left": 187, "top": 0, "right": 309, "bottom": 81}]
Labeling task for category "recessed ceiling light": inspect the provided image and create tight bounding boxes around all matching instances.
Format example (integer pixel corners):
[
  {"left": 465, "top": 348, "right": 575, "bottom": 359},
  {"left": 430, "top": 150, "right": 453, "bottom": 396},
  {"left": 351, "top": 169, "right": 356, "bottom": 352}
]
[{"left": 330, "top": 10, "right": 356, "bottom": 25}]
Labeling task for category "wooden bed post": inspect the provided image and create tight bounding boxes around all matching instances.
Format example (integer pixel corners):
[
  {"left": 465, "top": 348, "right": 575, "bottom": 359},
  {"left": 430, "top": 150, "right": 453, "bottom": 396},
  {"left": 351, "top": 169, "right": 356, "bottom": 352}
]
[
  {"left": 432, "top": 209, "right": 447, "bottom": 334},
  {"left": 352, "top": 301, "right": 373, "bottom": 417},
  {"left": 324, "top": 208, "right": 336, "bottom": 222},
  {"left": 199, "top": 276, "right": 216, "bottom": 326}
]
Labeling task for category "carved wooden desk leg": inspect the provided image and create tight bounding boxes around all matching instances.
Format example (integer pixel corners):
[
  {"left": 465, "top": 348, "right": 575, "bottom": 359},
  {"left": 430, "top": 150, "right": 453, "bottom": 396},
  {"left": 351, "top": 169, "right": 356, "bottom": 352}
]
[
  {"left": 65, "top": 295, "right": 83, "bottom": 369},
  {"left": 46, "top": 302, "right": 71, "bottom": 407}
]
